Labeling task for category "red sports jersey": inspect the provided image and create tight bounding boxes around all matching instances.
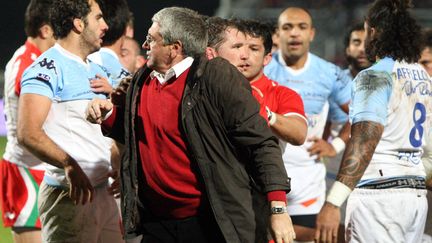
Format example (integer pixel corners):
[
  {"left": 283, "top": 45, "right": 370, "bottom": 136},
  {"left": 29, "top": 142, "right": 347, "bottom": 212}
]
[{"left": 251, "top": 74, "right": 306, "bottom": 120}]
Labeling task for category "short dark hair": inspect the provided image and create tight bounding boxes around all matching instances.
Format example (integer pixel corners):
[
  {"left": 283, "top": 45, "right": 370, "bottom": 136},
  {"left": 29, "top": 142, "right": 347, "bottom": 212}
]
[
  {"left": 343, "top": 23, "right": 365, "bottom": 50},
  {"left": 96, "top": 0, "right": 130, "bottom": 46},
  {"left": 24, "top": 0, "right": 55, "bottom": 38},
  {"left": 365, "top": 0, "right": 421, "bottom": 63},
  {"left": 421, "top": 28, "right": 432, "bottom": 50},
  {"left": 233, "top": 19, "right": 273, "bottom": 55},
  {"left": 49, "top": 0, "right": 92, "bottom": 39},
  {"left": 205, "top": 16, "right": 236, "bottom": 50}
]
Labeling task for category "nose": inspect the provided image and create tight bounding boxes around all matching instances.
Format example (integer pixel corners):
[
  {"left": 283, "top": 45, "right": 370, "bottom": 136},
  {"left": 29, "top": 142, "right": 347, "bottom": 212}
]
[
  {"left": 142, "top": 40, "right": 149, "bottom": 50},
  {"left": 101, "top": 18, "right": 109, "bottom": 31},
  {"left": 290, "top": 27, "right": 300, "bottom": 36},
  {"left": 359, "top": 41, "right": 366, "bottom": 53},
  {"left": 239, "top": 47, "right": 249, "bottom": 60}
]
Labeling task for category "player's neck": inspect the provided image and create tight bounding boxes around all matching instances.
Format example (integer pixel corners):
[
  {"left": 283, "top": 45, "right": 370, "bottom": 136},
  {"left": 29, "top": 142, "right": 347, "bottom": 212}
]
[
  {"left": 27, "top": 37, "right": 50, "bottom": 53},
  {"left": 103, "top": 36, "right": 124, "bottom": 58},
  {"left": 249, "top": 71, "right": 265, "bottom": 84},
  {"left": 349, "top": 65, "right": 360, "bottom": 78},
  {"left": 283, "top": 53, "right": 308, "bottom": 70}
]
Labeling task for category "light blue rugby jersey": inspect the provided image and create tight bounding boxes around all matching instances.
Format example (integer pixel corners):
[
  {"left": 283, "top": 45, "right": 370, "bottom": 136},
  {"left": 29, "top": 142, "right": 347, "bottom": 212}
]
[
  {"left": 351, "top": 57, "right": 432, "bottom": 182},
  {"left": 88, "top": 47, "right": 130, "bottom": 88},
  {"left": 20, "top": 43, "right": 113, "bottom": 186},
  {"left": 264, "top": 51, "right": 351, "bottom": 130},
  {"left": 264, "top": 51, "right": 351, "bottom": 167},
  {"left": 21, "top": 44, "right": 110, "bottom": 101},
  {"left": 327, "top": 69, "right": 353, "bottom": 124}
]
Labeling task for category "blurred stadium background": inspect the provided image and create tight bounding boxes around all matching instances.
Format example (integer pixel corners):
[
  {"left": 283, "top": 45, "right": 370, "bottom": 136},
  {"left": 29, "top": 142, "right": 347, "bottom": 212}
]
[{"left": 0, "top": 0, "right": 431, "bottom": 242}]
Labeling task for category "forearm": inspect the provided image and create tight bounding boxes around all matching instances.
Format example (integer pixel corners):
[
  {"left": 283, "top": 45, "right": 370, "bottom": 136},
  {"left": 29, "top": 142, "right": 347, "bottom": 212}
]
[
  {"left": 18, "top": 129, "right": 75, "bottom": 169},
  {"left": 270, "top": 115, "right": 307, "bottom": 145},
  {"left": 336, "top": 121, "right": 383, "bottom": 188}
]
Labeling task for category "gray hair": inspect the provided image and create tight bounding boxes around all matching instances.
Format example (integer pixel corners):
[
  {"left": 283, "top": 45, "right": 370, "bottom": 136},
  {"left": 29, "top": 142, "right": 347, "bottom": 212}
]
[{"left": 152, "top": 7, "right": 207, "bottom": 57}]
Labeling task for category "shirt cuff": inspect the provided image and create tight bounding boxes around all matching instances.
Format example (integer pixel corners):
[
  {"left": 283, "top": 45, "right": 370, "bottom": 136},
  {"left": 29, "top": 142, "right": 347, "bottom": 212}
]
[
  {"left": 267, "top": 191, "right": 287, "bottom": 203},
  {"left": 101, "top": 107, "right": 116, "bottom": 131}
]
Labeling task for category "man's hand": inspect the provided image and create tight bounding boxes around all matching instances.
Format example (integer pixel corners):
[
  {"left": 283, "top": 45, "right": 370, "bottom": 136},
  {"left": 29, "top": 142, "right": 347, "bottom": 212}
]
[
  {"left": 86, "top": 98, "right": 113, "bottom": 124},
  {"left": 269, "top": 202, "right": 296, "bottom": 243},
  {"left": 107, "top": 169, "right": 121, "bottom": 198},
  {"left": 90, "top": 74, "right": 114, "bottom": 94},
  {"left": 111, "top": 76, "right": 132, "bottom": 106},
  {"left": 307, "top": 137, "right": 337, "bottom": 160},
  {"left": 64, "top": 160, "right": 94, "bottom": 205},
  {"left": 315, "top": 202, "right": 340, "bottom": 243}
]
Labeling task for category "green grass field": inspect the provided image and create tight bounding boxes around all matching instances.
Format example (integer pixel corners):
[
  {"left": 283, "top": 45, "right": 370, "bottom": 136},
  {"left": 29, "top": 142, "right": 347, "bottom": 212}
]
[{"left": 0, "top": 136, "right": 14, "bottom": 243}]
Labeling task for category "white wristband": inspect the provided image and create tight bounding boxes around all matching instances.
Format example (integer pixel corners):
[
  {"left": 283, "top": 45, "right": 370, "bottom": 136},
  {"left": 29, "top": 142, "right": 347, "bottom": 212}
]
[
  {"left": 326, "top": 181, "right": 352, "bottom": 207},
  {"left": 269, "top": 112, "right": 277, "bottom": 126},
  {"left": 331, "top": 137, "right": 346, "bottom": 154}
]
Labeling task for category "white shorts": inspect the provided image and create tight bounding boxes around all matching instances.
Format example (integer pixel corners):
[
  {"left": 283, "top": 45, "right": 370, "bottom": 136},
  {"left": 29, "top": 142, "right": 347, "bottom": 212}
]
[
  {"left": 286, "top": 163, "right": 326, "bottom": 215},
  {"left": 345, "top": 188, "right": 427, "bottom": 243},
  {"left": 38, "top": 182, "right": 124, "bottom": 243}
]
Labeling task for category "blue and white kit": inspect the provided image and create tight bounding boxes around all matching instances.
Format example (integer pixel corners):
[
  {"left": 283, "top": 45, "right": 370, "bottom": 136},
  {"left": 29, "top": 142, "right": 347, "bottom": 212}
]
[
  {"left": 21, "top": 43, "right": 113, "bottom": 187},
  {"left": 345, "top": 57, "right": 431, "bottom": 243},
  {"left": 265, "top": 51, "right": 351, "bottom": 215}
]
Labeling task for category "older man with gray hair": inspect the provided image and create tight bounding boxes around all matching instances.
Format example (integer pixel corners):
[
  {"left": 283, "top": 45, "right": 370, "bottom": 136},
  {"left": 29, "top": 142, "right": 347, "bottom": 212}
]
[{"left": 86, "top": 6, "right": 295, "bottom": 243}]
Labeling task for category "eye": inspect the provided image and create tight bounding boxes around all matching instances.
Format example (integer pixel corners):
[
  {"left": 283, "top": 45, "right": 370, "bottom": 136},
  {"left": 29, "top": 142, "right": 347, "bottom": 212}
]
[{"left": 145, "top": 34, "right": 154, "bottom": 44}]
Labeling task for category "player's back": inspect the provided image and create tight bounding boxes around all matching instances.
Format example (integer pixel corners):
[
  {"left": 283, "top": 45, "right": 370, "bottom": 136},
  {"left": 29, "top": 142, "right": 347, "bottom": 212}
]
[
  {"left": 351, "top": 57, "right": 432, "bottom": 181},
  {"left": 3, "top": 42, "right": 43, "bottom": 168}
]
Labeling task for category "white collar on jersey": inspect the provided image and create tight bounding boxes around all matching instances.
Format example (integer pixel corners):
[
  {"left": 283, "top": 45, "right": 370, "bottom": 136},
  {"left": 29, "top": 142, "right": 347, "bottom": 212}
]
[
  {"left": 53, "top": 43, "right": 90, "bottom": 66},
  {"left": 278, "top": 50, "right": 311, "bottom": 76},
  {"left": 150, "top": 56, "right": 194, "bottom": 85}
]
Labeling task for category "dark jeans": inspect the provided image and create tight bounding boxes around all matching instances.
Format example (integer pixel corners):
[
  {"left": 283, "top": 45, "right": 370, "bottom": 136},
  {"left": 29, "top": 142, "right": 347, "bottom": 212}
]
[{"left": 140, "top": 214, "right": 225, "bottom": 243}]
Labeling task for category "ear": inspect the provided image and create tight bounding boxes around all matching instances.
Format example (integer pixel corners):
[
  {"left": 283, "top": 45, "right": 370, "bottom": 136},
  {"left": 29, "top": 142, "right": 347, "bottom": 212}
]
[
  {"left": 73, "top": 18, "right": 85, "bottom": 33},
  {"left": 39, "top": 24, "right": 54, "bottom": 39},
  {"left": 205, "top": 47, "right": 218, "bottom": 60},
  {"left": 370, "top": 27, "right": 376, "bottom": 39},
  {"left": 310, "top": 27, "right": 316, "bottom": 42},
  {"left": 170, "top": 40, "right": 183, "bottom": 57},
  {"left": 263, "top": 52, "right": 272, "bottom": 67}
]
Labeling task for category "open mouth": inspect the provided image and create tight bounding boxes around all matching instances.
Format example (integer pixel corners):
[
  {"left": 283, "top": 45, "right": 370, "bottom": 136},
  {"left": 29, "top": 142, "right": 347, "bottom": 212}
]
[{"left": 288, "top": 41, "right": 302, "bottom": 49}]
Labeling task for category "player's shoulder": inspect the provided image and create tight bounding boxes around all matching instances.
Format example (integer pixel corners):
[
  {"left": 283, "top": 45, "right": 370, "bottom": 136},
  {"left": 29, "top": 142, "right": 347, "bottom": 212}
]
[
  {"left": 268, "top": 76, "right": 300, "bottom": 96},
  {"left": 354, "top": 58, "right": 395, "bottom": 87},
  {"left": 27, "top": 47, "right": 59, "bottom": 72},
  {"left": 309, "top": 53, "right": 340, "bottom": 73},
  {"left": 369, "top": 57, "right": 395, "bottom": 73}
]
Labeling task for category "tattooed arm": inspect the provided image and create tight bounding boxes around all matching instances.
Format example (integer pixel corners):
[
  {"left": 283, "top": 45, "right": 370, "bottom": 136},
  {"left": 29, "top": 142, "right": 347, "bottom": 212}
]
[
  {"left": 314, "top": 121, "right": 383, "bottom": 243},
  {"left": 337, "top": 121, "right": 384, "bottom": 187}
]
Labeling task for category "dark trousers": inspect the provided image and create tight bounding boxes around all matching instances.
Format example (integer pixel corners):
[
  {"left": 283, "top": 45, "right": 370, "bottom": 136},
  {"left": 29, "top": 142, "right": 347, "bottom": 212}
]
[{"left": 140, "top": 214, "right": 225, "bottom": 243}]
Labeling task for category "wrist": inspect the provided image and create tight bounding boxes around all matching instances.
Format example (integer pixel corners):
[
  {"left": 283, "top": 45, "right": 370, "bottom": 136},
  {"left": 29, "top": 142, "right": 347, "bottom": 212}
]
[
  {"left": 268, "top": 111, "right": 277, "bottom": 126},
  {"left": 326, "top": 181, "right": 352, "bottom": 207},
  {"left": 266, "top": 106, "right": 277, "bottom": 126},
  {"left": 270, "top": 204, "right": 288, "bottom": 214},
  {"left": 331, "top": 137, "right": 346, "bottom": 154}
]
